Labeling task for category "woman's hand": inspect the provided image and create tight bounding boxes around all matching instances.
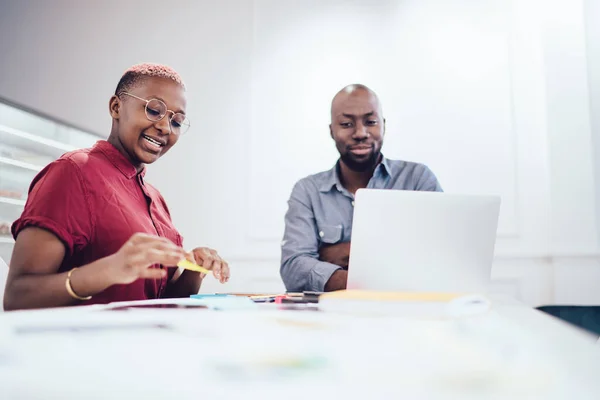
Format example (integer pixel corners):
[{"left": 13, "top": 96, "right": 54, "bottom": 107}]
[
  {"left": 109, "top": 233, "right": 186, "bottom": 284},
  {"left": 188, "top": 247, "right": 230, "bottom": 284}
]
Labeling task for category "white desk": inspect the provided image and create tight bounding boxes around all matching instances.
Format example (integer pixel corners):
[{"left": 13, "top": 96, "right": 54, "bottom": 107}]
[{"left": 0, "top": 297, "right": 599, "bottom": 400}]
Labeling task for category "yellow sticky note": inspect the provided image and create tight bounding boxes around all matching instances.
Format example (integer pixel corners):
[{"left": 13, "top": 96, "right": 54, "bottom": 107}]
[{"left": 177, "top": 259, "right": 211, "bottom": 275}]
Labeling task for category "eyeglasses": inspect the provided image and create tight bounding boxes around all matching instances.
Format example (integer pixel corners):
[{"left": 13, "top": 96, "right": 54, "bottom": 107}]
[{"left": 121, "top": 92, "right": 190, "bottom": 135}]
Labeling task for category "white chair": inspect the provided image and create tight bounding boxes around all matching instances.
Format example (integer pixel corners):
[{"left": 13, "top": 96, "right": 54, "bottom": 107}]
[{"left": 0, "top": 256, "right": 8, "bottom": 311}]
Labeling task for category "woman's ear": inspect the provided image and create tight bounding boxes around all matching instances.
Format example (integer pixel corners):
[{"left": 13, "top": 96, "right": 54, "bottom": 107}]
[{"left": 109, "top": 95, "right": 121, "bottom": 119}]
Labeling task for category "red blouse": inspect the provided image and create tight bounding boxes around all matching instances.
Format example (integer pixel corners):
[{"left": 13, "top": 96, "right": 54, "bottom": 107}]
[{"left": 11, "top": 140, "right": 182, "bottom": 304}]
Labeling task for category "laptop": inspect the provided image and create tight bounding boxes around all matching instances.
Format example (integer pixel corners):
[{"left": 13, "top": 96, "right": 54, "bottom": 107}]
[{"left": 347, "top": 189, "right": 501, "bottom": 293}]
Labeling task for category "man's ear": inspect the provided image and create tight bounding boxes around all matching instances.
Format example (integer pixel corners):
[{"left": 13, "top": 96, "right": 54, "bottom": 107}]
[
  {"left": 383, "top": 118, "right": 386, "bottom": 136},
  {"left": 329, "top": 124, "right": 334, "bottom": 139},
  {"left": 109, "top": 95, "right": 121, "bottom": 119}
]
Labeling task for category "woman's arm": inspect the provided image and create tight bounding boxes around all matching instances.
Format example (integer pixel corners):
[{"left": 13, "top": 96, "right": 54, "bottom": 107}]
[
  {"left": 4, "top": 228, "right": 115, "bottom": 310},
  {"left": 4, "top": 229, "right": 186, "bottom": 311}
]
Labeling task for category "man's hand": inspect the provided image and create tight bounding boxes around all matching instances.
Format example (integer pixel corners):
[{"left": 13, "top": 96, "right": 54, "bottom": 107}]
[
  {"left": 319, "top": 241, "right": 351, "bottom": 269},
  {"left": 324, "top": 269, "right": 348, "bottom": 291}
]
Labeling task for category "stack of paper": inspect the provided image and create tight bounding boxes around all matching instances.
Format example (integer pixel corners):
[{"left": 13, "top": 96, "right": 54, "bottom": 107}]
[{"left": 318, "top": 290, "right": 490, "bottom": 318}]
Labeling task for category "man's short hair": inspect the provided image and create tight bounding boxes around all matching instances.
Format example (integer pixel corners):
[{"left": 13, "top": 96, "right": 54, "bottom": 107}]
[{"left": 114, "top": 63, "right": 186, "bottom": 95}]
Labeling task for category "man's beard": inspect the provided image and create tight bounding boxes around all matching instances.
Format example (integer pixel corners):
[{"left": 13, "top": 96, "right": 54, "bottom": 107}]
[{"left": 340, "top": 147, "right": 381, "bottom": 172}]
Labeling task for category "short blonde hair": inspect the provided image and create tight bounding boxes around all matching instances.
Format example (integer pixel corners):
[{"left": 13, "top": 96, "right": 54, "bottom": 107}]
[{"left": 115, "top": 63, "right": 186, "bottom": 95}]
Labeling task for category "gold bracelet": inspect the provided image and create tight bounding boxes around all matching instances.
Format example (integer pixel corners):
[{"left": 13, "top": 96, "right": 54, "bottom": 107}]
[{"left": 65, "top": 268, "right": 92, "bottom": 301}]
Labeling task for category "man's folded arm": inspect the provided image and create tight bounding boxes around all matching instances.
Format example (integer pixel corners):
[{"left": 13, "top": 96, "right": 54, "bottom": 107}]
[{"left": 280, "top": 181, "right": 341, "bottom": 292}]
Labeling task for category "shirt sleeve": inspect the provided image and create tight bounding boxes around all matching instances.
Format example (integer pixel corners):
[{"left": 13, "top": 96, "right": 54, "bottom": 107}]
[
  {"left": 11, "top": 158, "right": 94, "bottom": 257},
  {"left": 415, "top": 165, "right": 443, "bottom": 192},
  {"left": 280, "top": 180, "right": 341, "bottom": 292}
]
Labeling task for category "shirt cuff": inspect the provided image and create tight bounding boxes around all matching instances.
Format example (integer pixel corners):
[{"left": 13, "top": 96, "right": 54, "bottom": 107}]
[{"left": 308, "top": 261, "right": 341, "bottom": 292}]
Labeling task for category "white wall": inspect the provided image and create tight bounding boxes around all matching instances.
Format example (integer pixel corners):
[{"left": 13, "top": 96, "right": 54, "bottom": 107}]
[
  {"left": 0, "top": 0, "right": 598, "bottom": 305},
  {"left": 249, "top": 0, "right": 518, "bottom": 240},
  {"left": 586, "top": 0, "right": 600, "bottom": 247}
]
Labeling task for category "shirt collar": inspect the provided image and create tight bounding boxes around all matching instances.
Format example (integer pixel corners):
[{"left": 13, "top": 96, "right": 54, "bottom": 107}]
[
  {"left": 319, "top": 162, "right": 343, "bottom": 193},
  {"left": 93, "top": 140, "right": 146, "bottom": 179},
  {"left": 319, "top": 155, "right": 390, "bottom": 193},
  {"left": 379, "top": 156, "right": 392, "bottom": 176}
]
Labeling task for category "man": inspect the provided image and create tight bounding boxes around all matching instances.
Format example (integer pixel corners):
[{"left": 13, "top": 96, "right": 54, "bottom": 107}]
[{"left": 280, "top": 84, "right": 442, "bottom": 292}]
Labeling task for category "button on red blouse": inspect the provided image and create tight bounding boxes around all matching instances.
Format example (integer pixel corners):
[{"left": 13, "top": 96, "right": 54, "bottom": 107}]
[{"left": 11, "top": 140, "right": 183, "bottom": 304}]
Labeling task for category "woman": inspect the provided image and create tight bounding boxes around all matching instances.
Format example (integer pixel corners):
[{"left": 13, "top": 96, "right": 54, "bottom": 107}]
[{"left": 4, "top": 63, "right": 230, "bottom": 310}]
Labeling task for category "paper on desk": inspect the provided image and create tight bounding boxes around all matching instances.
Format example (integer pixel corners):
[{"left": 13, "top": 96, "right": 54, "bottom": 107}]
[
  {"left": 191, "top": 296, "right": 258, "bottom": 310},
  {"left": 318, "top": 290, "right": 490, "bottom": 318},
  {"left": 98, "top": 296, "right": 258, "bottom": 311},
  {"left": 98, "top": 297, "right": 207, "bottom": 310}
]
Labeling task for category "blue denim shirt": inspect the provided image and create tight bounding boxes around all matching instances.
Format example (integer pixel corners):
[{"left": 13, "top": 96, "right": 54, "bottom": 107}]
[{"left": 280, "top": 157, "right": 442, "bottom": 292}]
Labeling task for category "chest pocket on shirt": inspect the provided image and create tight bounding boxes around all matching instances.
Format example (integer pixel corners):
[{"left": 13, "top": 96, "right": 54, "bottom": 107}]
[{"left": 317, "top": 224, "right": 343, "bottom": 244}]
